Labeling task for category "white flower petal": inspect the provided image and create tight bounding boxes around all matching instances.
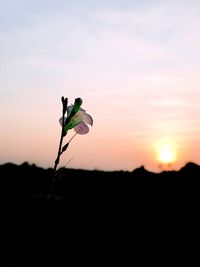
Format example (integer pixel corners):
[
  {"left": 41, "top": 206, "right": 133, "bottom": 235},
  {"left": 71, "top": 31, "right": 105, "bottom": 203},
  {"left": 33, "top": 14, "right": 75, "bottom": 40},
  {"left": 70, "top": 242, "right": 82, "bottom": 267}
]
[
  {"left": 82, "top": 113, "right": 93, "bottom": 126},
  {"left": 80, "top": 107, "right": 86, "bottom": 112},
  {"left": 59, "top": 117, "right": 67, "bottom": 126},
  {"left": 74, "top": 122, "right": 89, "bottom": 134},
  {"left": 66, "top": 105, "right": 73, "bottom": 117}
]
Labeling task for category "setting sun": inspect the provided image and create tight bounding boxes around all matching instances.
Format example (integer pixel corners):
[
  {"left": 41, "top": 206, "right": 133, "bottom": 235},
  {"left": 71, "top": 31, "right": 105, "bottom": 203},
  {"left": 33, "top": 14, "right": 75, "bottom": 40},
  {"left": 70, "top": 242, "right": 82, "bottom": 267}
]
[{"left": 156, "top": 143, "right": 176, "bottom": 164}]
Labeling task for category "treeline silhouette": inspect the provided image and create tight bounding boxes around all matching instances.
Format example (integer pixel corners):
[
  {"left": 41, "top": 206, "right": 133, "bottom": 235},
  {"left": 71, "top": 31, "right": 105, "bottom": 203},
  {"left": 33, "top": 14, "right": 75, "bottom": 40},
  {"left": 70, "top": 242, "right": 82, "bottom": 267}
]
[{"left": 1, "top": 162, "right": 199, "bottom": 266}]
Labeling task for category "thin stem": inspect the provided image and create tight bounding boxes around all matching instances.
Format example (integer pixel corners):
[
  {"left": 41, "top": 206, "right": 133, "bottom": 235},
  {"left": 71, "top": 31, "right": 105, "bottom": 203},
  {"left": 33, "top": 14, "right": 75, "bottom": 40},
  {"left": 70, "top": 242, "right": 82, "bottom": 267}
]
[
  {"left": 53, "top": 112, "right": 65, "bottom": 176},
  {"left": 46, "top": 111, "right": 65, "bottom": 199},
  {"left": 52, "top": 158, "right": 74, "bottom": 181},
  {"left": 48, "top": 109, "right": 79, "bottom": 198},
  {"left": 68, "top": 131, "right": 78, "bottom": 144}
]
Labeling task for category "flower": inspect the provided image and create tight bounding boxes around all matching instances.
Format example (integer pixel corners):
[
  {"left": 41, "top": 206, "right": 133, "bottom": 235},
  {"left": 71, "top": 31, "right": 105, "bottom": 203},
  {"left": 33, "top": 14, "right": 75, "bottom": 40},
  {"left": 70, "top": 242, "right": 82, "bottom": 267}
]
[{"left": 59, "top": 98, "right": 93, "bottom": 135}]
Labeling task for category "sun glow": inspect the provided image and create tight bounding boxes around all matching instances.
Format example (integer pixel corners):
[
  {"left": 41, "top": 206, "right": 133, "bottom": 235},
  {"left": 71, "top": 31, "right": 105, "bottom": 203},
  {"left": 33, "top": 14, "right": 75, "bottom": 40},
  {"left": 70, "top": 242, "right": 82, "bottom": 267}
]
[{"left": 156, "top": 143, "right": 176, "bottom": 164}]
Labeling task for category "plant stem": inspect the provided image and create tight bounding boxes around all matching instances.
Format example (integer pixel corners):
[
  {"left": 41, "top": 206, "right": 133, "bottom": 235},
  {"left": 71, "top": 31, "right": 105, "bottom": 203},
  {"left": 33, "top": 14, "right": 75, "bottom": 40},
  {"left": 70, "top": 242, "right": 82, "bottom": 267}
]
[
  {"left": 53, "top": 114, "right": 65, "bottom": 177},
  {"left": 48, "top": 103, "right": 79, "bottom": 199},
  {"left": 68, "top": 131, "right": 78, "bottom": 144},
  {"left": 47, "top": 110, "right": 65, "bottom": 198}
]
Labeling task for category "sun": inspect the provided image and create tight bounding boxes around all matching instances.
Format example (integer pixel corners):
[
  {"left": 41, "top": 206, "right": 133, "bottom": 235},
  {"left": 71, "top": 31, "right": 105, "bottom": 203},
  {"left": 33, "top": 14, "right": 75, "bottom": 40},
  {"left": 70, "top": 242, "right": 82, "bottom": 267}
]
[{"left": 156, "top": 143, "right": 176, "bottom": 164}]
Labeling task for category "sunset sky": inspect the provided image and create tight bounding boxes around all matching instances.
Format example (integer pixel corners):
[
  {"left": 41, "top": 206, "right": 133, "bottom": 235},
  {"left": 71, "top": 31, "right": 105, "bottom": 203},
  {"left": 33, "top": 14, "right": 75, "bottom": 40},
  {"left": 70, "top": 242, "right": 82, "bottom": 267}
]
[{"left": 1, "top": 0, "right": 200, "bottom": 172}]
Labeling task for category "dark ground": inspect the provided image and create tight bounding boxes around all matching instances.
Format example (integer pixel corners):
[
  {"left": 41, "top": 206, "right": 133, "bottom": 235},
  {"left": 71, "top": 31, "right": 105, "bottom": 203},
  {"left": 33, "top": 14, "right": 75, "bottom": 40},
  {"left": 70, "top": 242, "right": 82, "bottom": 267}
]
[{"left": 1, "top": 162, "right": 199, "bottom": 266}]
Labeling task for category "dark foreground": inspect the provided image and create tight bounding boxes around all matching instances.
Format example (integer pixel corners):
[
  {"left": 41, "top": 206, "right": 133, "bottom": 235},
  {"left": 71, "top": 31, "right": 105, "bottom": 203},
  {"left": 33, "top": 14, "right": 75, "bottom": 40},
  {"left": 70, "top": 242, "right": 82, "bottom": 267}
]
[{"left": 1, "top": 162, "right": 199, "bottom": 266}]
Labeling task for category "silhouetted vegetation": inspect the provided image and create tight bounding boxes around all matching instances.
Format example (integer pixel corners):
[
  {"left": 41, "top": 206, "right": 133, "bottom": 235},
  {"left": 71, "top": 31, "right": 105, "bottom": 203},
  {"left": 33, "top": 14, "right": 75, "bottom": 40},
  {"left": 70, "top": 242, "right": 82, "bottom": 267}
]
[{"left": 1, "top": 162, "right": 199, "bottom": 266}]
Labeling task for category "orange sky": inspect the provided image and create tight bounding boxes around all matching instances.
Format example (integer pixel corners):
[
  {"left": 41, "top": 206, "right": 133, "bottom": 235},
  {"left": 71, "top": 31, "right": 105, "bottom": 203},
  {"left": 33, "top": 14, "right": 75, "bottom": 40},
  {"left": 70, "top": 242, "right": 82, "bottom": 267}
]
[{"left": 1, "top": 0, "right": 200, "bottom": 172}]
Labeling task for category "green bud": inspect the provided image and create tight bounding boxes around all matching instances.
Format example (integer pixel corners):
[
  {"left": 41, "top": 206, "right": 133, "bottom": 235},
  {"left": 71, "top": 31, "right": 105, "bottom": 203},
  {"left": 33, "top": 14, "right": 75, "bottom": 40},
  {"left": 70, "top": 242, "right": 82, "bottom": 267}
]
[
  {"left": 70, "top": 98, "right": 83, "bottom": 117},
  {"left": 64, "top": 98, "right": 83, "bottom": 132},
  {"left": 61, "top": 143, "right": 69, "bottom": 153}
]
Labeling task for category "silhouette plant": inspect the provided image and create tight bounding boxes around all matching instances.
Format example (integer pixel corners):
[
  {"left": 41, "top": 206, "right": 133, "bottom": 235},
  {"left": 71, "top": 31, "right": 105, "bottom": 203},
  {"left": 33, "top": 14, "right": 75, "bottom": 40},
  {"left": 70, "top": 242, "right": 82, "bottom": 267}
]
[{"left": 47, "top": 96, "right": 93, "bottom": 198}]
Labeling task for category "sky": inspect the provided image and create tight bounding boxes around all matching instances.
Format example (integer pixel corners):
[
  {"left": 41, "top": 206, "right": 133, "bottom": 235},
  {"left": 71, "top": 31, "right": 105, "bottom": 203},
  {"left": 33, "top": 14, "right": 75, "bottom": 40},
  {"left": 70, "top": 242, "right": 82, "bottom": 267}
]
[{"left": 1, "top": 0, "right": 200, "bottom": 172}]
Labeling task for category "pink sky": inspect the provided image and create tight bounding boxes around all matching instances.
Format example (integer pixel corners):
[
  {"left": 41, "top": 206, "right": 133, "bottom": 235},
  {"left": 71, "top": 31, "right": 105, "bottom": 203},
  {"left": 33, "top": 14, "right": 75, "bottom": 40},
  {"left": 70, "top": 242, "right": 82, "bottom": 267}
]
[{"left": 1, "top": 0, "right": 200, "bottom": 172}]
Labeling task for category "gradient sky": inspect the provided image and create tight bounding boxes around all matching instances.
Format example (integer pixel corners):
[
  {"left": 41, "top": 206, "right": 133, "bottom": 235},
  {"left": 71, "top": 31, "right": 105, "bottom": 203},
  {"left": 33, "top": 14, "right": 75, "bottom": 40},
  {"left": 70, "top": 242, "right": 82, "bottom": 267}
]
[{"left": 1, "top": 0, "right": 200, "bottom": 172}]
